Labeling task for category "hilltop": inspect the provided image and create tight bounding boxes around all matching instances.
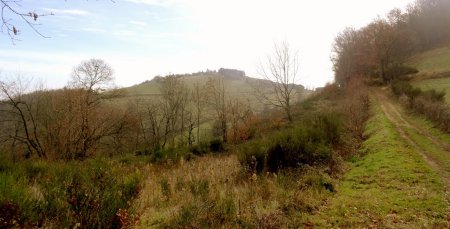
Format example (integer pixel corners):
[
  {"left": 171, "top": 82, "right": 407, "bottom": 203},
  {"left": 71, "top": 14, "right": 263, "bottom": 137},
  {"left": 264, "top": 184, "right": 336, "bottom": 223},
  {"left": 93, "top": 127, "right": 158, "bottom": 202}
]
[{"left": 120, "top": 68, "right": 312, "bottom": 111}]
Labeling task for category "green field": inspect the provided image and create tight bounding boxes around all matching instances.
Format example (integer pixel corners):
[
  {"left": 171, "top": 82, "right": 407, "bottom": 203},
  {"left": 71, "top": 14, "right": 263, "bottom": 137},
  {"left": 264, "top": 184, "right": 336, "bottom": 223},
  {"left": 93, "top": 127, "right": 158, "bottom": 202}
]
[
  {"left": 409, "top": 45, "right": 450, "bottom": 75},
  {"left": 412, "top": 77, "right": 450, "bottom": 104}
]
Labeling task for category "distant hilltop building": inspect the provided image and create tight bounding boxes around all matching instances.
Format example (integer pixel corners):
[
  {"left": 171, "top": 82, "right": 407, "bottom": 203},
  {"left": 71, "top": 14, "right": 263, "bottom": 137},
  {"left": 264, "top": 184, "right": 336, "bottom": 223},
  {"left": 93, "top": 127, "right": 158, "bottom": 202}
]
[{"left": 218, "top": 68, "right": 245, "bottom": 80}]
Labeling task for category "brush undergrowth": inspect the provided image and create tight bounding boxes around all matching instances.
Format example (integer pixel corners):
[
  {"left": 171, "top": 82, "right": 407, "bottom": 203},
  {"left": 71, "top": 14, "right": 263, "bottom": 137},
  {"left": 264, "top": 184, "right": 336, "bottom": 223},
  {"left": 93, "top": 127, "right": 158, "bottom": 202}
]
[{"left": 0, "top": 156, "right": 144, "bottom": 228}]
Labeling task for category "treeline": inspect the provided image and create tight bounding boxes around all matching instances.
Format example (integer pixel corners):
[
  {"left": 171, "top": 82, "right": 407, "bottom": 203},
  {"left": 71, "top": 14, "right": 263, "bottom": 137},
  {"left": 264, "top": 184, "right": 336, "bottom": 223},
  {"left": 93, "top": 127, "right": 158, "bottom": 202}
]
[
  {"left": 0, "top": 59, "right": 256, "bottom": 161},
  {"left": 333, "top": 0, "right": 450, "bottom": 85}
]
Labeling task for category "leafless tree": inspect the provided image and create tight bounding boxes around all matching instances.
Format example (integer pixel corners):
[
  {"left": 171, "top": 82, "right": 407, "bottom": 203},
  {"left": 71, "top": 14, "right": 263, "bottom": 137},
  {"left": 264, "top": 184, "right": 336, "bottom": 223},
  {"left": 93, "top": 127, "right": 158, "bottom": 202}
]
[
  {"left": 192, "top": 81, "right": 206, "bottom": 144},
  {"left": 206, "top": 76, "right": 228, "bottom": 142},
  {"left": 68, "top": 58, "right": 119, "bottom": 158},
  {"left": 257, "top": 41, "right": 299, "bottom": 122},
  {"left": 70, "top": 58, "right": 115, "bottom": 92},
  {"left": 0, "top": 0, "right": 52, "bottom": 41},
  {"left": 0, "top": 75, "right": 46, "bottom": 158}
]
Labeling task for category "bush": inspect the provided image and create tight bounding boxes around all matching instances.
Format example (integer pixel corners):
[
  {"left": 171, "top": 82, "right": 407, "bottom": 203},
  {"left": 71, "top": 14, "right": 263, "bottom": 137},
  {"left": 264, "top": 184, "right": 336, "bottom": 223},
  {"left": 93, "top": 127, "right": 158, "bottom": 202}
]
[
  {"left": 149, "top": 145, "right": 187, "bottom": 163},
  {"left": 160, "top": 178, "right": 171, "bottom": 199},
  {"left": 391, "top": 80, "right": 449, "bottom": 133},
  {"left": 0, "top": 157, "right": 143, "bottom": 228},
  {"left": 209, "top": 139, "right": 224, "bottom": 153},
  {"left": 189, "top": 179, "right": 209, "bottom": 198},
  {"left": 134, "top": 148, "right": 151, "bottom": 156},
  {"left": 238, "top": 140, "right": 267, "bottom": 174},
  {"left": 266, "top": 113, "right": 340, "bottom": 172},
  {"left": 189, "top": 142, "right": 210, "bottom": 155},
  {"left": 385, "top": 65, "right": 418, "bottom": 81},
  {"left": 422, "top": 89, "right": 446, "bottom": 102}
]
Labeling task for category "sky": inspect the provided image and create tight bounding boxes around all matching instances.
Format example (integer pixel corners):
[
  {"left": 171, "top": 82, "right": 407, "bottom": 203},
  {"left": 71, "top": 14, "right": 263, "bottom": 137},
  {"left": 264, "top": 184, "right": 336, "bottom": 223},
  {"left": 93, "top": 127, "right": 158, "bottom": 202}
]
[{"left": 0, "top": 0, "right": 416, "bottom": 89}]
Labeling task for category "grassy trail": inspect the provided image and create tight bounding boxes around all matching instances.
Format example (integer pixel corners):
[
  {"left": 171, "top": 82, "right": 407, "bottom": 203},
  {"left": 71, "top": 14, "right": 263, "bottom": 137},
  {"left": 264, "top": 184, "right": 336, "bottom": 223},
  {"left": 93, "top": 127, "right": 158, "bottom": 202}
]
[{"left": 309, "top": 88, "right": 450, "bottom": 228}]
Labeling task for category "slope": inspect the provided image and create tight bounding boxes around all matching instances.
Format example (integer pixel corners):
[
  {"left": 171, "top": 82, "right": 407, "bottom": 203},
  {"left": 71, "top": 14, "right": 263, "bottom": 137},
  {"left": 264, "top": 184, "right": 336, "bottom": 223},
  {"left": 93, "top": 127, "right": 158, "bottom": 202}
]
[
  {"left": 309, "top": 88, "right": 450, "bottom": 227},
  {"left": 120, "top": 73, "right": 312, "bottom": 111},
  {"left": 408, "top": 44, "right": 450, "bottom": 104}
]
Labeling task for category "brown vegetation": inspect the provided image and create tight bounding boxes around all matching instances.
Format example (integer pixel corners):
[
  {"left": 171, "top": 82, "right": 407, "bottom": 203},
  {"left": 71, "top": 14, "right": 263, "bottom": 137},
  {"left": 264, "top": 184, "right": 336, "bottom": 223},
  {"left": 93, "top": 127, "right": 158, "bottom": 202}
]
[{"left": 333, "top": 0, "right": 450, "bottom": 85}]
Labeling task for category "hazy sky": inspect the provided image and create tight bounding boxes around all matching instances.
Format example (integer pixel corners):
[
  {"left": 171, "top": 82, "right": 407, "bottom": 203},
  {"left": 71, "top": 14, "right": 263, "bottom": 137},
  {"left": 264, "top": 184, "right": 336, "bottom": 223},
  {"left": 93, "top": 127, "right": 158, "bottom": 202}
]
[{"left": 0, "top": 0, "right": 416, "bottom": 89}]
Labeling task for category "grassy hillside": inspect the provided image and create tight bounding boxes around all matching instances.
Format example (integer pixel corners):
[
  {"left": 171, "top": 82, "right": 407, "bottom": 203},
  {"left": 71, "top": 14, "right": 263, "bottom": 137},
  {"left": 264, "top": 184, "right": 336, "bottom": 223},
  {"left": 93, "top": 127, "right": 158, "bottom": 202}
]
[
  {"left": 409, "top": 45, "right": 450, "bottom": 77},
  {"left": 412, "top": 77, "right": 450, "bottom": 104},
  {"left": 408, "top": 44, "right": 450, "bottom": 104},
  {"left": 121, "top": 73, "right": 312, "bottom": 111}
]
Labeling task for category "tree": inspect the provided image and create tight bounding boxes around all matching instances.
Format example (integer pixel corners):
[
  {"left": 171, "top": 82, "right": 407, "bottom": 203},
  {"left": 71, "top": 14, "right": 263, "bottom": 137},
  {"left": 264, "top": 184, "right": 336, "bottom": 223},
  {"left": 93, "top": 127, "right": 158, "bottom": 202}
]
[
  {"left": 1, "top": 0, "right": 48, "bottom": 40},
  {"left": 0, "top": 75, "right": 46, "bottom": 158},
  {"left": 363, "top": 18, "right": 414, "bottom": 83},
  {"left": 192, "top": 82, "right": 206, "bottom": 144},
  {"left": 206, "top": 76, "right": 228, "bottom": 142},
  {"left": 159, "top": 75, "right": 190, "bottom": 147},
  {"left": 257, "top": 41, "right": 299, "bottom": 122},
  {"left": 0, "top": 1, "right": 113, "bottom": 41},
  {"left": 68, "top": 58, "right": 119, "bottom": 158}
]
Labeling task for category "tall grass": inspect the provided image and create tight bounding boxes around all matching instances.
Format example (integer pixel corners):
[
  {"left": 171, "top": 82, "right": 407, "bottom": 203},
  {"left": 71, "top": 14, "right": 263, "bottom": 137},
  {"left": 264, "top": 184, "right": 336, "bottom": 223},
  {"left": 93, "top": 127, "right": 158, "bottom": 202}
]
[{"left": 0, "top": 156, "right": 144, "bottom": 228}]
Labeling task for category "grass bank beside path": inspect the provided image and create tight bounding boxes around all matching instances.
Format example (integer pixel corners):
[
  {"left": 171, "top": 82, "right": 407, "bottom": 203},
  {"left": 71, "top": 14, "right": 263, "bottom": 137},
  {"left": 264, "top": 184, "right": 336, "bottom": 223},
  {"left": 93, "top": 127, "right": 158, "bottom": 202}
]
[
  {"left": 412, "top": 77, "right": 450, "bottom": 105},
  {"left": 308, "top": 92, "right": 449, "bottom": 228}
]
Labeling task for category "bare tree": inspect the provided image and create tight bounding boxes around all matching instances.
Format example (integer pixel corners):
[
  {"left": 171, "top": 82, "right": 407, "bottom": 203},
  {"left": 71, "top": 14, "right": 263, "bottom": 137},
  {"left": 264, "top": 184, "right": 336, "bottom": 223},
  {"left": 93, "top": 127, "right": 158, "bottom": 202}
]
[
  {"left": 0, "top": 75, "right": 46, "bottom": 158},
  {"left": 70, "top": 58, "right": 115, "bottom": 92},
  {"left": 68, "top": 58, "right": 118, "bottom": 158},
  {"left": 206, "top": 76, "right": 228, "bottom": 142},
  {"left": 192, "top": 81, "right": 206, "bottom": 144},
  {"left": 228, "top": 99, "right": 249, "bottom": 144},
  {"left": 0, "top": 1, "right": 114, "bottom": 42},
  {"left": 159, "top": 75, "right": 189, "bottom": 147},
  {"left": 0, "top": 0, "right": 52, "bottom": 41},
  {"left": 257, "top": 41, "right": 299, "bottom": 122}
]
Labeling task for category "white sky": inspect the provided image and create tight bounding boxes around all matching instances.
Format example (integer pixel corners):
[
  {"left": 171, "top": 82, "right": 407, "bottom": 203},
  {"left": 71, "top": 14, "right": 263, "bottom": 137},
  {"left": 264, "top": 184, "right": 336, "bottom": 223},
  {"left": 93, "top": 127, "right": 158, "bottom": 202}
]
[{"left": 0, "top": 0, "right": 416, "bottom": 89}]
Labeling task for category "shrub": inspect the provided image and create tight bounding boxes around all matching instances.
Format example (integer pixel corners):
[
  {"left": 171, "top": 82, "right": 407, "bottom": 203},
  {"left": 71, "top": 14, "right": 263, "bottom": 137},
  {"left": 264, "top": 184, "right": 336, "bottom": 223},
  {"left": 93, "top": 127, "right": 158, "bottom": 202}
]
[
  {"left": 189, "top": 142, "right": 210, "bottom": 155},
  {"left": 385, "top": 65, "right": 418, "bottom": 81},
  {"left": 189, "top": 179, "right": 209, "bottom": 198},
  {"left": 391, "top": 80, "right": 449, "bottom": 133},
  {"left": 238, "top": 140, "right": 267, "bottom": 174},
  {"left": 149, "top": 145, "right": 184, "bottom": 163},
  {"left": 160, "top": 178, "right": 171, "bottom": 199},
  {"left": 151, "top": 144, "right": 164, "bottom": 162},
  {"left": 134, "top": 148, "right": 151, "bottom": 156},
  {"left": 266, "top": 113, "right": 340, "bottom": 172},
  {"left": 209, "top": 139, "right": 224, "bottom": 152},
  {"left": 0, "top": 157, "right": 143, "bottom": 228},
  {"left": 422, "top": 89, "right": 445, "bottom": 102}
]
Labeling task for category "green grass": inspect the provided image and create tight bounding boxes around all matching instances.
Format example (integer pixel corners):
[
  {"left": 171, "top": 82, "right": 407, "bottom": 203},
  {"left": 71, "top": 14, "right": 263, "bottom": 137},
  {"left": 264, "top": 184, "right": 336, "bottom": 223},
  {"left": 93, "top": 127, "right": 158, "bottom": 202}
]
[
  {"left": 400, "top": 105, "right": 450, "bottom": 173},
  {"left": 309, "top": 104, "right": 449, "bottom": 228},
  {"left": 409, "top": 45, "right": 450, "bottom": 74},
  {"left": 412, "top": 77, "right": 450, "bottom": 104}
]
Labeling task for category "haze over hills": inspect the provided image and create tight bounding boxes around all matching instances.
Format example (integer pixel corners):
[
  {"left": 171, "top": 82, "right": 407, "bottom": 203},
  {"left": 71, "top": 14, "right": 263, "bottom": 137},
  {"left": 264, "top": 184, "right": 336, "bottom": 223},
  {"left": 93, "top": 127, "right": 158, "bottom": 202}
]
[{"left": 120, "top": 67, "right": 312, "bottom": 111}]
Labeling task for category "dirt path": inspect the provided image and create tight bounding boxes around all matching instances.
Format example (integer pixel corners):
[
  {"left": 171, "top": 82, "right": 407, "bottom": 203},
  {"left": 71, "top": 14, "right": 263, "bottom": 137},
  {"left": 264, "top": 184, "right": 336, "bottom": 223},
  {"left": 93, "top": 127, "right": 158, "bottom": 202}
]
[{"left": 372, "top": 88, "right": 450, "bottom": 185}]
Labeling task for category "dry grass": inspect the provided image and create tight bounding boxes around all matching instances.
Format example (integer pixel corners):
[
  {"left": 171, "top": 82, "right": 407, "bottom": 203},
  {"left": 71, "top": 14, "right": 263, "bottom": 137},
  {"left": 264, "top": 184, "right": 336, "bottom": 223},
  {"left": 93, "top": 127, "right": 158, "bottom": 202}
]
[
  {"left": 132, "top": 154, "right": 240, "bottom": 227},
  {"left": 131, "top": 153, "right": 334, "bottom": 228}
]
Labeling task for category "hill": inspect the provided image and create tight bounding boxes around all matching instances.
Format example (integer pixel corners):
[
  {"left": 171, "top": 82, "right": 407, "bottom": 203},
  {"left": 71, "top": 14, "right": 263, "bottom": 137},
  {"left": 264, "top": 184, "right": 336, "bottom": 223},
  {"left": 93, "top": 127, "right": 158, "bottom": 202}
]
[
  {"left": 409, "top": 45, "right": 450, "bottom": 78},
  {"left": 408, "top": 44, "right": 450, "bottom": 104},
  {"left": 120, "top": 69, "right": 312, "bottom": 111}
]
